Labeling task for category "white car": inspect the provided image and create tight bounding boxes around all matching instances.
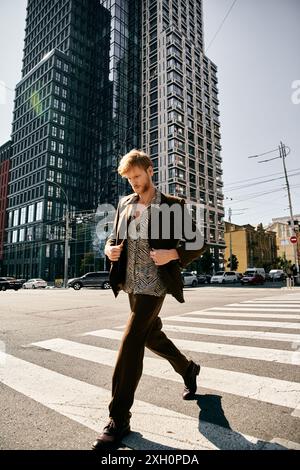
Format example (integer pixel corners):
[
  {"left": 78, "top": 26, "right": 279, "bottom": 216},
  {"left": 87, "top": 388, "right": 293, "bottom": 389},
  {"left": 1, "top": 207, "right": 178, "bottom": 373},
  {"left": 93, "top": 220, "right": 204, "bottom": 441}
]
[
  {"left": 23, "top": 278, "right": 48, "bottom": 289},
  {"left": 268, "top": 269, "right": 285, "bottom": 281},
  {"left": 181, "top": 272, "right": 198, "bottom": 287},
  {"left": 210, "top": 271, "right": 239, "bottom": 284}
]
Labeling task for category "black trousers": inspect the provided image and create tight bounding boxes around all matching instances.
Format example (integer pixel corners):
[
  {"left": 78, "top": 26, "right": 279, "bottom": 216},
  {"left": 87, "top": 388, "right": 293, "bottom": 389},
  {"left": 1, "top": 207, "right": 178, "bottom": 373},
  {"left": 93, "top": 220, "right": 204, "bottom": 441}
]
[{"left": 108, "top": 293, "right": 191, "bottom": 421}]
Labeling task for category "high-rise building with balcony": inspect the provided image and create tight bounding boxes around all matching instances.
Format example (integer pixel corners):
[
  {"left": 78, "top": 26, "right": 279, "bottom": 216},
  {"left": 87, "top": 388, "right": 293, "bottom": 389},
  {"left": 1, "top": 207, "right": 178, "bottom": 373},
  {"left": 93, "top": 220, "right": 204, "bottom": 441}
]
[
  {"left": 141, "top": 0, "right": 225, "bottom": 265},
  {"left": 4, "top": 0, "right": 224, "bottom": 280}
]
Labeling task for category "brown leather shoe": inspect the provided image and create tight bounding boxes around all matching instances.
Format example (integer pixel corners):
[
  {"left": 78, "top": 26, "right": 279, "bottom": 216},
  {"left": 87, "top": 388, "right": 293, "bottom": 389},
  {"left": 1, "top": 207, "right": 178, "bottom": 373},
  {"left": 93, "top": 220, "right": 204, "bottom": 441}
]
[
  {"left": 91, "top": 418, "right": 131, "bottom": 450},
  {"left": 182, "top": 362, "right": 201, "bottom": 400}
]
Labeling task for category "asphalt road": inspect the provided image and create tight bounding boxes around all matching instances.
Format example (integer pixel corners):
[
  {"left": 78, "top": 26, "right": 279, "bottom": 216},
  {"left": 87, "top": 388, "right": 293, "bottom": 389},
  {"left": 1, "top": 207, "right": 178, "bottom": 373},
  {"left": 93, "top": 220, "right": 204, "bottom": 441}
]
[{"left": 0, "top": 284, "right": 299, "bottom": 450}]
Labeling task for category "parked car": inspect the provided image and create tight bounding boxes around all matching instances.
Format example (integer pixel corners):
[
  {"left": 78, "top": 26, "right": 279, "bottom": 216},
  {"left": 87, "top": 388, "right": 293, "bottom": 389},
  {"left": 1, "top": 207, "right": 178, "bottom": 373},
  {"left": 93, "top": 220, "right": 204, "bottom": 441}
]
[
  {"left": 244, "top": 267, "right": 266, "bottom": 279},
  {"left": 240, "top": 271, "right": 265, "bottom": 285},
  {"left": 268, "top": 269, "right": 286, "bottom": 281},
  {"left": 0, "top": 277, "right": 25, "bottom": 291},
  {"left": 67, "top": 271, "right": 110, "bottom": 290},
  {"left": 181, "top": 272, "right": 198, "bottom": 287},
  {"left": 210, "top": 271, "right": 239, "bottom": 284},
  {"left": 23, "top": 278, "right": 48, "bottom": 289},
  {"left": 197, "top": 274, "right": 211, "bottom": 284}
]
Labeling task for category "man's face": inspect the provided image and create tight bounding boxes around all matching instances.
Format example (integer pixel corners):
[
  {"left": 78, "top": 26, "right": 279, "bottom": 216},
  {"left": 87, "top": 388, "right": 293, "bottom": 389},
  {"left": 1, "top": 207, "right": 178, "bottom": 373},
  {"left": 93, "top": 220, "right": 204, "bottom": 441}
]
[{"left": 124, "top": 165, "right": 154, "bottom": 195}]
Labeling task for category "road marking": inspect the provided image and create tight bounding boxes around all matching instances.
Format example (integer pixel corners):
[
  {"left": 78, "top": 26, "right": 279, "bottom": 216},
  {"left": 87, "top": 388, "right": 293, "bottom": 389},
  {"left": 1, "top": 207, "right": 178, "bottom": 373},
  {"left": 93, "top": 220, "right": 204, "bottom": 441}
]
[
  {"left": 0, "top": 352, "right": 289, "bottom": 450},
  {"left": 181, "top": 311, "right": 300, "bottom": 320},
  {"left": 161, "top": 323, "right": 300, "bottom": 343},
  {"left": 241, "top": 300, "right": 300, "bottom": 304},
  {"left": 82, "top": 329, "right": 299, "bottom": 364},
  {"left": 30, "top": 338, "right": 300, "bottom": 411},
  {"left": 210, "top": 307, "right": 300, "bottom": 313},
  {"left": 164, "top": 316, "right": 300, "bottom": 330}
]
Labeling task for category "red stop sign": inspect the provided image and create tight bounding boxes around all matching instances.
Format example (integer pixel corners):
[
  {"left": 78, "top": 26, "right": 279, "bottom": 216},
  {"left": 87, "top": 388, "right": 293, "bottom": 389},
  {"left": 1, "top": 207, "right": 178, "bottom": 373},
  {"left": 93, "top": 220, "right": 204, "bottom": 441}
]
[{"left": 290, "top": 236, "right": 297, "bottom": 244}]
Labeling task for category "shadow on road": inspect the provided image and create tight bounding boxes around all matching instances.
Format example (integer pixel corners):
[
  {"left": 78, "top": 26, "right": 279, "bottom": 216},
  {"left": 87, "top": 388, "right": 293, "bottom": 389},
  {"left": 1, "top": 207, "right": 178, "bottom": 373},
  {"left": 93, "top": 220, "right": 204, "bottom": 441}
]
[{"left": 195, "top": 394, "right": 288, "bottom": 450}]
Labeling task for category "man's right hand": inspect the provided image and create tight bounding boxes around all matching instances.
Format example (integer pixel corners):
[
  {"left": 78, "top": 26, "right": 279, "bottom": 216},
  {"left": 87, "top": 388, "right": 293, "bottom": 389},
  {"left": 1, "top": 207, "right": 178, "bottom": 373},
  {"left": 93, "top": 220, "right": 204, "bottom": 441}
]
[{"left": 105, "top": 242, "right": 124, "bottom": 262}]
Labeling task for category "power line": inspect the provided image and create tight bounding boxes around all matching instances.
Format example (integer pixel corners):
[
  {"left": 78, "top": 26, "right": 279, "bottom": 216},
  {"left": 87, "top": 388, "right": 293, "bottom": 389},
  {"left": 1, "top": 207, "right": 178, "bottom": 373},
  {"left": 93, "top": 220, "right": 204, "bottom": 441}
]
[
  {"left": 224, "top": 167, "right": 300, "bottom": 188},
  {"left": 228, "top": 183, "right": 300, "bottom": 204},
  {"left": 0, "top": 82, "right": 15, "bottom": 93},
  {"left": 225, "top": 171, "right": 300, "bottom": 192},
  {"left": 205, "top": 0, "right": 238, "bottom": 53}
]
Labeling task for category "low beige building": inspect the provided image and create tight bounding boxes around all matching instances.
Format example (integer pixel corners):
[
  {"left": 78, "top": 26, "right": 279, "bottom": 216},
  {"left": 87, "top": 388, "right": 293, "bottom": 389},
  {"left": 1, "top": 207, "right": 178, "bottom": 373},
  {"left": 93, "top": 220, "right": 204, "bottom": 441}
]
[
  {"left": 267, "top": 215, "right": 300, "bottom": 265},
  {"left": 224, "top": 222, "right": 277, "bottom": 273}
]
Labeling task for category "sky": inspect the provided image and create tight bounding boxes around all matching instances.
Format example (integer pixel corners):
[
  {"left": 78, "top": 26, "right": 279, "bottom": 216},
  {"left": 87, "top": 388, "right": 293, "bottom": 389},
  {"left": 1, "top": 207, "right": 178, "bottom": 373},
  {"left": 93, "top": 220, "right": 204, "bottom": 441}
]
[{"left": 0, "top": 0, "right": 299, "bottom": 227}]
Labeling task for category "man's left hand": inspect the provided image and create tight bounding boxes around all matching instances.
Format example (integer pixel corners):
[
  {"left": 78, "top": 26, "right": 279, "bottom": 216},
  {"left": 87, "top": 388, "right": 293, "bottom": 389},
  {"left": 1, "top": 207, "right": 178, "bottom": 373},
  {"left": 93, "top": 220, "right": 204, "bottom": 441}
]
[{"left": 150, "top": 249, "right": 179, "bottom": 266}]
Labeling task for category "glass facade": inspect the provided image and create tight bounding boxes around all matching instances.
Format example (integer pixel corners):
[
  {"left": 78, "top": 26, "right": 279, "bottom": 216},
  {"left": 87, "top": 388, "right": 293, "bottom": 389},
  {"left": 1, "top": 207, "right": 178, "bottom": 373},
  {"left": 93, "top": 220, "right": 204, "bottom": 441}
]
[
  {"left": 98, "top": 0, "right": 142, "bottom": 206},
  {"left": 4, "top": 0, "right": 224, "bottom": 279}
]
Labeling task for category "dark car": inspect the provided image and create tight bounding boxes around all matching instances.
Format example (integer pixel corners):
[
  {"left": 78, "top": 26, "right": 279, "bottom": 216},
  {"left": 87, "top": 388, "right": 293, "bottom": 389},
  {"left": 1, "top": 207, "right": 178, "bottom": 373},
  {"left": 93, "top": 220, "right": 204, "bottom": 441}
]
[
  {"left": 0, "top": 277, "right": 25, "bottom": 291},
  {"left": 197, "top": 274, "right": 211, "bottom": 284},
  {"left": 240, "top": 272, "right": 265, "bottom": 285},
  {"left": 67, "top": 272, "right": 110, "bottom": 290}
]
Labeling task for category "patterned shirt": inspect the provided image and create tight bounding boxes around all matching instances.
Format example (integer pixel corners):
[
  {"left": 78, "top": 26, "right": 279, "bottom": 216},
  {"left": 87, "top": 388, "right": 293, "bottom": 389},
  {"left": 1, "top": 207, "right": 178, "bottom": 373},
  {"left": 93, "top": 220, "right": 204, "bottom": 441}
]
[{"left": 123, "top": 189, "right": 167, "bottom": 297}]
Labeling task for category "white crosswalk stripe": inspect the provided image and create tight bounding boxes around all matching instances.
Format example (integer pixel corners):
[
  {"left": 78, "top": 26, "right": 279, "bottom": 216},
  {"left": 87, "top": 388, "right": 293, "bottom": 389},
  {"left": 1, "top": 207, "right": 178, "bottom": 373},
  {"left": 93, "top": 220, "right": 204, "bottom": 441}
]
[
  {"left": 163, "top": 316, "right": 300, "bottom": 330},
  {"left": 161, "top": 324, "right": 300, "bottom": 343},
  {"left": 0, "top": 352, "right": 290, "bottom": 450},
  {"left": 210, "top": 306, "right": 300, "bottom": 312},
  {"left": 172, "top": 311, "right": 300, "bottom": 319},
  {"left": 30, "top": 338, "right": 300, "bottom": 410},
  {"left": 83, "top": 329, "right": 298, "bottom": 365},
  {"left": 0, "top": 294, "right": 299, "bottom": 450}
]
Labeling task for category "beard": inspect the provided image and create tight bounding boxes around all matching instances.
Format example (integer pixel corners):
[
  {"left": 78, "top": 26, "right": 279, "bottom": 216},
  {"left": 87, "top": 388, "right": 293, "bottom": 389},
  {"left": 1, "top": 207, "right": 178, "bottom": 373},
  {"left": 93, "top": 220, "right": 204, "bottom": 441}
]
[{"left": 134, "top": 177, "right": 151, "bottom": 195}]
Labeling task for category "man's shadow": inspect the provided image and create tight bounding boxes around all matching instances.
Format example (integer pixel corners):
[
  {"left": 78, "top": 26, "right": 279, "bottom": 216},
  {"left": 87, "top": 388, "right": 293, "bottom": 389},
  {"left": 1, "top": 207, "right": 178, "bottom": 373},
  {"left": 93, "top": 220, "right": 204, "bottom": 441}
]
[{"left": 195, "top": 393, "right": 288, "bottom": 450}]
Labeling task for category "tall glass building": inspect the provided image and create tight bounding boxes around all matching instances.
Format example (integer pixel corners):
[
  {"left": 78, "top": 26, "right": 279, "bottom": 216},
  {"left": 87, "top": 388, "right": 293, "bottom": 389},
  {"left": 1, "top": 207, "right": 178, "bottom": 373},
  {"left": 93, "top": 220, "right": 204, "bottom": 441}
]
[{"left": 4, "top": 0, "right": 224, "bottom": 280}]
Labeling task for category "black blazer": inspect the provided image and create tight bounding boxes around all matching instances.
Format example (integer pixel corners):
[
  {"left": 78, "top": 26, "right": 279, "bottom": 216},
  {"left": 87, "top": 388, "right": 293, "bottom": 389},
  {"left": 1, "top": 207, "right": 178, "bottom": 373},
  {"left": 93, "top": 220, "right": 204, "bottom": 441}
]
[{"left": 105, "top": 191, "right": 207, "bottom": 303}]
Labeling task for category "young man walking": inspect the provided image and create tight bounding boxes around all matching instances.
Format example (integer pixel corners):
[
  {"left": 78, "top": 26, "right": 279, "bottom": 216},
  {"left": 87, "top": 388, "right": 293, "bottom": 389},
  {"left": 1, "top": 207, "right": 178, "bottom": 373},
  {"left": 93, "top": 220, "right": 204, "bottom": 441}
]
[{"left": 92, "top": 149, "right": 206, "bottom": 450}]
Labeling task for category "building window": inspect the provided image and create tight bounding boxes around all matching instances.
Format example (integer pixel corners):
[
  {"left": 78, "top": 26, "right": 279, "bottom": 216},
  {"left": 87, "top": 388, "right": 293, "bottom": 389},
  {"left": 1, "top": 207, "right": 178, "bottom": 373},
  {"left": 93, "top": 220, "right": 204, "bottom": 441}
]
[
  {"left": 47, "top": 201, "right": 53, "bottom": 218},
  {"left": 28, "top": 204, "right": 35, "bottom": 223},
  {"left": 36, "top": 201, "right": 43, "bottom": 220},
  {"left": 51, "top": 141, "right": 56, "bottom": 151},
  {"left": 58, "top": 143, "right": 64, "bottom": 154},
  {"left": 50, "top": 155, "right": 55, "bottom": 166},
  {"left": 48, "top": 170, "right": 55, "bottom": 182},
  {"left": 20, "top": 207, "right": 27, "bottom": 225},
  {"left": 13, "top": 209, "right": 19, "bottom": 227},
  {"left": 12, "top": 230, "right": 18, "bottom": 243},
  {"left": 19, "top": 228, "right": 25, "bottom": 242},
  {"left": 52, "top": 126, "right": 57, "bottom": 137}
]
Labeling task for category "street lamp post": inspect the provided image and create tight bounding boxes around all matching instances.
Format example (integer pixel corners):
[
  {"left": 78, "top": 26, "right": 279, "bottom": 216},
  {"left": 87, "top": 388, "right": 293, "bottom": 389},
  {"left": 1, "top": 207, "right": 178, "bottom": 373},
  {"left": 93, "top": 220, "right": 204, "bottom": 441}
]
[{"left": 47, "top": 180, "right": 70, "bottom": 288}]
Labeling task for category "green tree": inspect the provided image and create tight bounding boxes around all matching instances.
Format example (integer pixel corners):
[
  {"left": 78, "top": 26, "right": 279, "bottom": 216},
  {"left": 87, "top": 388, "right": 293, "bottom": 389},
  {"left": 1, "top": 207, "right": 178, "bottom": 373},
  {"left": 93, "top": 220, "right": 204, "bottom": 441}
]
[
  {"left": 199, "top": 251, "right": 214, "bottom": 274},
  {"left": 272, "top": 254, "right": 292, "bottom": 271},
  {"left": 227, "top": 254, "right": 239, "bottom": 271}
]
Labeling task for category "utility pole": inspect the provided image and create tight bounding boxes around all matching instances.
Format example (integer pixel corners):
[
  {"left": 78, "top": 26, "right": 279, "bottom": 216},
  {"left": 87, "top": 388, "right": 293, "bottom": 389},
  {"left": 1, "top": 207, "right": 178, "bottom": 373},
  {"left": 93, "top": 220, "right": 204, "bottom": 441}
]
[
  {"left": 64, "top": 208, "right": 70, "bottom": 288},
  {"left": 280, "top": 141, "right": 299, "bottom": 275},
  {"left": 228, "top": 207, "right": 233, "bottom": 271}
]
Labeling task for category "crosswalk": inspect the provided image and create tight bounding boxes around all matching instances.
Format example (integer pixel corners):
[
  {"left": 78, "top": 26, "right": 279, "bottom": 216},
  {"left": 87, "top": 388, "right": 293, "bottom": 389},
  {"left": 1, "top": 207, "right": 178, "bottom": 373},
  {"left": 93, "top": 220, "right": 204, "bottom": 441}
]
[{"left": 1, "top": 292, "right": 300, "bottom": 450}]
